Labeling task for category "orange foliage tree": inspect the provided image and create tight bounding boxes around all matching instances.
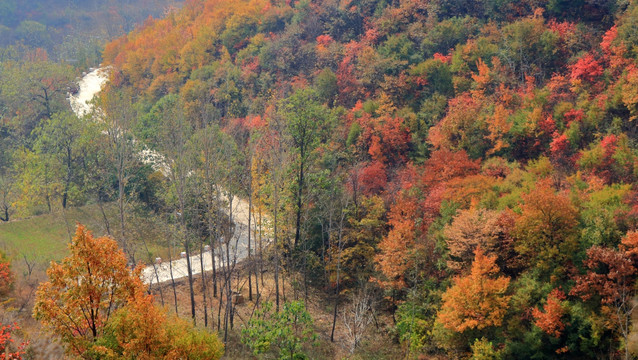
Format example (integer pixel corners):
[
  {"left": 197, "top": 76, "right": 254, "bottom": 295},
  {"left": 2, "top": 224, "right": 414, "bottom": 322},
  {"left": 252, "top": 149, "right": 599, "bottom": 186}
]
[
  {"left": 437, "top": 247, "right": 511, "bottom": 333},
  {"left": 33, "top": 225, "right": 143, "bottom": 356},
  {"left": 375, "top": 194, "right": 419, "bottom": 290},
  {"left": 375, "top": 150, "right": 481, "bottom": 291},
  {"left": 96, "top": 288, "right": 224, "bottom": 360},
  {"left": 34, "top": 224, "right": 224, "bottom": 359}
]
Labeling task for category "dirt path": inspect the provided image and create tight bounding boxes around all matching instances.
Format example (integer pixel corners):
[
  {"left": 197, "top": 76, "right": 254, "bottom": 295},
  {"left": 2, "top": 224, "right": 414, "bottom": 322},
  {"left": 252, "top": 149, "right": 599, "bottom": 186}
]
[{"left": 70, "top": 68, "right": 264, "bottom": 285}]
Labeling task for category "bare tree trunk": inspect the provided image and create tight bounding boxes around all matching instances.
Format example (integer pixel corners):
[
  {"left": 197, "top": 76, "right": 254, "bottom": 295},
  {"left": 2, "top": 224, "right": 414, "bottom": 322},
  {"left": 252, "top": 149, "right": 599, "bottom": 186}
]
[
  {"left": 274, "top": 195, "right": 280, "bottom": 312},
  {"left": 224, "top": 194, "right": 235, "bottom": 339},
  {"left": 331, "top": 198, "right": 347, "bottom": 342},
  {"left": 259, "top": 209, "right": 264, "bottom": 287},
  {"left": 45, "top": 163, "right": 52, "bottom": 214},
  {"left": 282, "top": 262, "right": 286, "bottom": 304},
  {"left": 247, "top": 183, "right": 253, "bottom": 302},
  {"left": 253, "top": 210, "right": 260, "bottom": 299},
  {"left": 116, "top": 143, "right": 129, "bottom": 261},
  {"left": 168, "top": 240, "right": 178, "bottom": 314},
  {"left": 97, "top": 198, "right": 111, "bottom": 236},
  {"left": 141, "top": 236, "right": 164, "bottom": 306},
  {"left": 200, "top": 242, "right": 208, "bottom": 327},
  {"left": 294, "top": 158, "right": 304, "bottom": 248},
  {"left": 211, "top": 233, "right": 218, "bottom": 298},
  {"left": 154, "top": 264, "right": 164, "bottom": 307},
  {"left": 217, "top": 275, "right": 224, "bottom": 332},
  {"left": 183, "top": 224, "right": 196, "bottom": 324},
  {"left": 221, "top": 230, "right": 232, "bottom": 343}
]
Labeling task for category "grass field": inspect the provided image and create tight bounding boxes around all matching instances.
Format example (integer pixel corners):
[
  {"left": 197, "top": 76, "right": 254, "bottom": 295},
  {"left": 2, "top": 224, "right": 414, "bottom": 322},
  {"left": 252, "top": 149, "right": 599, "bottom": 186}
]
[{"left": 0, "top": 204, "right": 116, "bottom": 263}]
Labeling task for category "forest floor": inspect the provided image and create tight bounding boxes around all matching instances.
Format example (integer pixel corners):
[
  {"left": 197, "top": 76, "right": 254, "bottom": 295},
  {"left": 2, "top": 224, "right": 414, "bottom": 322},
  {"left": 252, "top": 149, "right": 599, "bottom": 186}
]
[
  {"left": 156, "top": 262, "right": 404, "bottom": 360},
  {"left": 0, "top": 202, "right": 404, "bottom": 359}
]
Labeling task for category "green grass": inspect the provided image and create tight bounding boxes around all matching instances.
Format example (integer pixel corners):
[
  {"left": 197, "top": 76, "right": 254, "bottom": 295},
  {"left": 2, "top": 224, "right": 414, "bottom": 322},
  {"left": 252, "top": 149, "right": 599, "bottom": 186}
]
[
  {"left": 0, "top": 204, "right": 115, "bottom": 263},
  {"left": 0, "top": 203, "right": 173, "bottom": 272}
]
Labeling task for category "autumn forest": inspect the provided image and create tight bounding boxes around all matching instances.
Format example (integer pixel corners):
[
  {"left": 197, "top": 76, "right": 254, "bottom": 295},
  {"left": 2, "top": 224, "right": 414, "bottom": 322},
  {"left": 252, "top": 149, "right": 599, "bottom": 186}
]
[{"left": 2, "top": 0, "right": 638, "bottom": 358}]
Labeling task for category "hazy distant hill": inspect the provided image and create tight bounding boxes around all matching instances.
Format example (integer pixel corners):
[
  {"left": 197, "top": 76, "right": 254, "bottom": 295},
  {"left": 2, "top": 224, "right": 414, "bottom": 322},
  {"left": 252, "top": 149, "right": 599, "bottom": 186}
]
[{"left": 0, "top": 0, "right": 184, "bottom": 60}]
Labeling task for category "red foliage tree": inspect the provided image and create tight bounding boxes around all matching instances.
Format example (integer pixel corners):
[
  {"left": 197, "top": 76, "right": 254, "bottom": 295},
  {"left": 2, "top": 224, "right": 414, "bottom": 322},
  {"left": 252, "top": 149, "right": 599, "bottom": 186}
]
[
  {"left": 532, "top": 288, "right": 567, "bottom": 338},
  {"left": 570, "top": 245, "right": 637, "bottom": 360},
  {"left": 357, "top": 161, "right": 388, "bottom": 196},
  {"left": 0, "top": 323, "right": 27, "bottom": 360},
  {"left": 570, "top": 54, "right": 603, "bottom": 85},
  {"left": 419, "top": 149, "right": 481, "bottom": 188},
  {"left": 0, "top": 256, "right": 13, "bottom": 298},
  {"left": 549, "top": 132, "right": 573, "bottom": 169}
]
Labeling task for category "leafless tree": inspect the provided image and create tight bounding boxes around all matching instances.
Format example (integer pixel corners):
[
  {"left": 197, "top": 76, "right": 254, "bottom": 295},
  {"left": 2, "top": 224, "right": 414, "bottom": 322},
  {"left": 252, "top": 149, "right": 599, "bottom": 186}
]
[
  {"left": 99, "top": 89, "right": 137, "bottom": 263},
  {"left": 341, "top": 285, "right": 375, "bottom": 353}
]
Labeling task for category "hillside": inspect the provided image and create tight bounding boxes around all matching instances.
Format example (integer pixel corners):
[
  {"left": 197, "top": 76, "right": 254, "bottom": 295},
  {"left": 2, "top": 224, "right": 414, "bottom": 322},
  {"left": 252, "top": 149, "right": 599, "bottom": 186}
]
[
  {"left": 97, "top": 0, "right": 638, "bottom": 357},
  {"left": 3, "top": 0, "right": 638, "bottom": 358}
]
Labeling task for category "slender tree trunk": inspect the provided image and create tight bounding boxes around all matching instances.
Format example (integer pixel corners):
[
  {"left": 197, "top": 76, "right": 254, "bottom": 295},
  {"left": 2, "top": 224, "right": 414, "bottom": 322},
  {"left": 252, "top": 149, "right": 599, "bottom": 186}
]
[
  {"left": 62, "top": 184, "right": 68, "bottom": 208},
  {"left": 253, "top": 210, "right": 260, "bottom": 299},
  {"left": 217, "top": 275, "right": 224, "bottom": 332},
  {"left": 45, "top": 163, "right": 52, "bottom": 213},
  {"left": 97, "top": 198, "right": 111, "bottom": 235},
  {"left": 282, "top": 263, "right": 286, "bottom": 303},
  {"left": 210, "top": 232, "right": 218, "bottom": 298},
  {"left": 46, "top": 193, "right": 51, "bottom": 213},
  {"left": 222, "top": 233, "right": 232, "bottom": 343},
  {"left": 259, "top": 209, "right": 264, "bottom": 287},
  {"left": 154, "top": 264, "right": 164, "bottom": 307},
  {"left": 331, "top": 202, "right": 346, "bottom": 342},
  {"left": 62, "top": 147, "right": 72, "bottom": 209},
  {"left": 185, "top": 235, "right": 196, "bottom": 324},
  {"left": 247, "top": 184, "right": 253, "bottom": 302},
  {"left": 274, "top": 195, "right": 280, "bottom": 312},
  {"left": 205, "top": 157, "right": 218, "bottom": 299},
  {"left": 294, "top": 158, "right": 304, "bottom": 248},
  {"left": 303, "top": 249, "right": 308, "bottom": 304},
  {"left": 118, "top": 164, "right": 128, "bottom": 259},
  {"left": 141, "top": 236, "right": 164, "bottom": 306},
  {"left": 200, "top": 242, "right": 208, "bottom": 327},
  {"left": 168, "top": 240, "right": 178, "bottom": 314},
  {"left": 330, "top": 261, "right": 341, "bottom": 341},
  {"left": 225, "top": 195, "right": 235, "bottom": 337}
]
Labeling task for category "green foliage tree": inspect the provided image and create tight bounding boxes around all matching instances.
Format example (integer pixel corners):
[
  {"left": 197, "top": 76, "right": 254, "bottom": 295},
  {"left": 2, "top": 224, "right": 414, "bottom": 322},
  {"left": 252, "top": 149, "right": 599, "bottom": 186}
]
[
  {"left": 241, "top": 301, "right": 318, "bottom": 360},
  {"left": 32, "top": 111, "right": 89, "bottom": 209},
  {"left": 0, "top": 55, "right": 74, "bottom": 135},
  {"left": 281, "top": 88, "right": 335, "bottom": 249},
  {"left": 14, "top": 20, "right": 50, "bottom": 48}
]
